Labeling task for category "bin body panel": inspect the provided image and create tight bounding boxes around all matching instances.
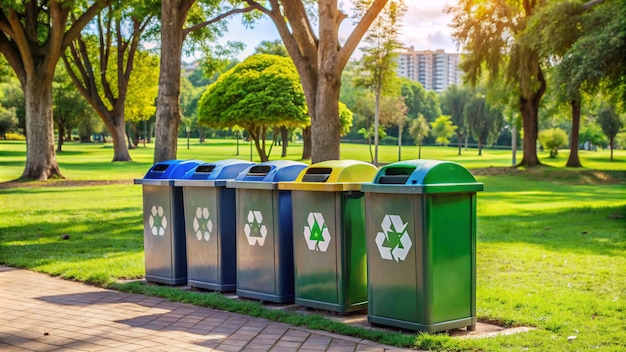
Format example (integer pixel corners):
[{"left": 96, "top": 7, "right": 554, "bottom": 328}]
[
  {"left": 183, "top": 186, "right": 237, "bottom": 291},
  {"left": 292, "top": 190, "right": 368, "bottom": 312},
  {"left": 292, "top": 190, "right": 339, "bottom": 306},
  {"left": 427, "top": 194, "right": 472, "bottom": 323},
  {"left": 141, "top": 184, "right": 187, "bottom": 285},
  {"left": 235, "top": 188, "right": 278, "bottom": 297},
  {"left": 366, "top": 192, "right": 420, "bottom": 323}
]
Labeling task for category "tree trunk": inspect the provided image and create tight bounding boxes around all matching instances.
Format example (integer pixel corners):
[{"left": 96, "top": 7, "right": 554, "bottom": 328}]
[
  {"left": 109, "top": 119, "right": 132, "bottom": 161},
  {"left": 373, "top": 88, "right": 380, "bottom": 165},
  {"left": 312, "top": 74, "right": 341, "bottom": 163},
  {"left": 610, "top": 136, "right": 614, "bottom": 161},
  {"left": 154, "top": 0, "right": 186, "bottom": 162},
  {"left": 478, "top": 139, "right": 483, "bottom": 156},
  {"left": 566, "top": 99, "right": 582, "bottom": 167},
  {"left": 518, "top": 67, "right": 546, "bottom": 167},
  {"left": 457, "top": 132, "right": 463, "bottom": 156},
  {"left": 301, "top": 126, "right": 312, "bottom": 160},
  {"left": 21, "top": 76, "right": 62, "bottom": 180},
  {"left": 57, "top": 122, "right": 65, "bottom": 153},
  {"left": 398, "top": 123, "right": 402, "bottom": 161},
  {"left": 281, "top": 127, "right": 289, "bottom": 158}
]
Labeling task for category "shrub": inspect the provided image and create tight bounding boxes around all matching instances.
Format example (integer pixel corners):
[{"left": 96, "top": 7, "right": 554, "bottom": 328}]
[{"left": 539, "top": 128, "right": 569, "bottom": 158}]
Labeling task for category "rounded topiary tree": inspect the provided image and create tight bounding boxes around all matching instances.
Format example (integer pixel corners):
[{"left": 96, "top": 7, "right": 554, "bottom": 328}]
[
  {"left": 539, "top": 128, "right": 569, "bottom": 158},
  {"left": 198, "top": 54, "right": 309, "bottom": 161}
]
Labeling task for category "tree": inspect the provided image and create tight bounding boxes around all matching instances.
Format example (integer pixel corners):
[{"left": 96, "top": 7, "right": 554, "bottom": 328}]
[
  {"left": 63, "top": 2, "right": 157, "bottom": 161},
  {"left": 0, "top": 105, "right": 17, "bottom": 139},
  {"left": 430, "top": 115, "right": 456, "bottom": 147},
  {"left": 441, "top": 84, "right": 471, "bottom": 156},
  {"left": 354, "top": 0, "right": 405, "bottom": 165},
  {"left": 539, "top": 128, "right": 569, "bottom": 158},
  {"left": 597, "top": 103, "right": 624, "bottom": 161},
  {"left": 243, "top": 0, "right": 391, "bottom": 163},
  {"left": 408, "top": 114, "right": 429, "bottom": 159},
  {"left": 464, "top": 94, "right": 504, "bottom": 156},
  {"left": 400, "top": 78, "right": 441, "bottom": 121},
  {"left": 53, "top": 66, "right": 94, "bottom": 152},
  {"left": 154, "top": 0, "right": 256, "bottom": 163},
  {"left": 197, "top": 54, "right": 309, "bottom": 161},
  {"left": 254, "top": 39, "right": 288, "bottom": 57},
  {"left": 447, "top": 0, "right": 546, "bottom": 167},
  {"left": 0, "top": 0, "right": 110, "bottom": 180}
]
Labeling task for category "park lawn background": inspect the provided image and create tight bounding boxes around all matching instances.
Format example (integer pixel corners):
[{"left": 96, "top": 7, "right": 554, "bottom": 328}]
[{"left": 1, "top": 140, "right": 625, "bottom": 351}]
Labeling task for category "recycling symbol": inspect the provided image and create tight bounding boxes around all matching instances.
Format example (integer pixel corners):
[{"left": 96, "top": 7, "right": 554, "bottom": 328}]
[
  {"left": 304, "top": 212, "right": 331, "bottom": 252},
  {"left": 243, "top": 210, "right": 267, "bottom": 246},
  {"left": 375, "top": 214, "right": 412, "bottom": 262},
  {"left": 148, "top": 205, "right": 167, "bottom": 237},
  {"left": 192, "top": 207, "right": 213, "bottom": 241}
]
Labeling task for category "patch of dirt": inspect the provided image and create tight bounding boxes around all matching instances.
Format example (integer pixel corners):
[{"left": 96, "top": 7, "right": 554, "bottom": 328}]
[
  {"left": 471, "top": 166, "right": 626, "bottom": 185},
  {"left": 0, "top": 179, "right": 134, "bottom": 190}
]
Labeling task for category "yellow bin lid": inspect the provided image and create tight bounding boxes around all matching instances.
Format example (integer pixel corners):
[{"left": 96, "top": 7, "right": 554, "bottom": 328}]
[{"left": 278, "top": 160, "right": 378, "bottom": 192}]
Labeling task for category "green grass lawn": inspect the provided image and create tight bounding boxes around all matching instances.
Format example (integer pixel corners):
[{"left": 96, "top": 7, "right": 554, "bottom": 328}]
[{"left": 1, "top": 139, "right": 626, "bottom": 351}]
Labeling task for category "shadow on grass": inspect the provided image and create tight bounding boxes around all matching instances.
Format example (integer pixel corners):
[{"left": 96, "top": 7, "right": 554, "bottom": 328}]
[{"left": 478, "top": 205, "right": 626, "bottom": 256}]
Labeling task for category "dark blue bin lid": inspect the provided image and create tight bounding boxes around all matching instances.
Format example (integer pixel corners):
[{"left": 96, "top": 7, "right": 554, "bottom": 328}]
[{"left": 142, "top": 159, "right": 204, "bottom": 179}]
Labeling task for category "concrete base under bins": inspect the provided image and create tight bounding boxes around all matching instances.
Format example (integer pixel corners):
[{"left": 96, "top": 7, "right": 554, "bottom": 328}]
[
  {"left": 296, "top": 297, "right": 367, "bottom": 314},
  {"left": 368, "top": 314, "right": 477, "bottom": 333}
]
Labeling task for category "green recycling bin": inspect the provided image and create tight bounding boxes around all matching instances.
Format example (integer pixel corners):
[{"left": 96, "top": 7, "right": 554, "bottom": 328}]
[
  {"left": 362, "top": 160, "right": 483, "bottom": 332},
  {"left": 278, "top": 160, "right": 378, "bottom": 313}
]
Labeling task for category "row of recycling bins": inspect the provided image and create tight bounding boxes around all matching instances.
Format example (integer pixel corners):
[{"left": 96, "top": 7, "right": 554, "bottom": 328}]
[{"left": 134, "top": 158, "right": 483, "bottom": 333}]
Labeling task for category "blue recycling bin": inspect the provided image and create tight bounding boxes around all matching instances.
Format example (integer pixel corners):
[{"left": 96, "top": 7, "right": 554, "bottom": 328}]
[
  {"left": 226, "top": 160, "right": 308, "bottom": 303},
  {"left": 134, "top": 159, "right": 203, "bottom": 285},
  {"left": 174, "top": 159, "right": 254, "bottom": 291}
]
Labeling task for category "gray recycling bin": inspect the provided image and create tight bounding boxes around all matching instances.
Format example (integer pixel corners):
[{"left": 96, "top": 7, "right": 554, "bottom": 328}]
[
  {"left": 362, "top": 160, "right": 483, "bottom": 332},
  {"left": 174, "top": 159, "right": 254, "bottom": 291},
  {"left": 226, "top": 160, "right": 307, "bottom": 303},
  {"left": 134, "top": 159, "right": 203, "bottom": 285},
  {"left": 278, "top": 160, "right": 378, "bottom": 313}
]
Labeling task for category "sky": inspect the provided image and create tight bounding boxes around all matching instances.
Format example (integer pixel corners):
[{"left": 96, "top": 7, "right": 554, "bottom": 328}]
[{"left": 219, "top": 1, "right": 457, "bottom": 60}]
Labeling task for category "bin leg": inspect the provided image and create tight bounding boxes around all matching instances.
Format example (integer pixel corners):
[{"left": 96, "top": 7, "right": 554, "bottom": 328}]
[{"left": 468, "top": 324, "right": 477, "bottom": 331}]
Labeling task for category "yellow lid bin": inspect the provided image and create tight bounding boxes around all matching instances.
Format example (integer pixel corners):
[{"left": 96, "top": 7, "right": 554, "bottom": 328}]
[
  {"left": 278, "top": 160, "right": 378, "bottom": 313},
  {"left": 278, "top": 160, "right": 378, "bottom": 192}
]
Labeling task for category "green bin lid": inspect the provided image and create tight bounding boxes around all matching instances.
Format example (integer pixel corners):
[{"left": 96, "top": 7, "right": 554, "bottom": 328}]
[
  {"left": 362, "top": 159, "right": 483, "bottom": 194},
  {"left": 278, "top": 160, "right": 378, "bottom": 192}
]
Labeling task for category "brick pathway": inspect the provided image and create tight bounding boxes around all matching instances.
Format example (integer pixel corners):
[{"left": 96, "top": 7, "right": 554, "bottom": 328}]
[{"left": 0, "top": 266, "right": 414, "bottom": 351}]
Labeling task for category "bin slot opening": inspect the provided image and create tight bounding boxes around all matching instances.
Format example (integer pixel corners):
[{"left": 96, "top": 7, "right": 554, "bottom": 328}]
[
  {"left": 302, "top": 167, "right": 332, "bottom": 182},
  {"left": 247, "top": 165, "right": 271, "bottom": 176},
  {"left": 378, "top": 166, "right": 415, "bottom": 184},
  {"left": 151, "top": 164, "right": 170, "bottom": 172},
  {"left": 195, "top": 165, "right": 216, "bottom": 173}
]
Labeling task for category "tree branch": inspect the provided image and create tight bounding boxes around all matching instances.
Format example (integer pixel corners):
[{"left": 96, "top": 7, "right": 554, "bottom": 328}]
[
  {"left": 4, "top": 8, "right": 34, "bottom": 74},
  {"left": 0, "top": 32, "right": 25, "bottom": 84},
  {"left": 63, "top": 0, "right": 112, "bottom": 50},
  {"left": 581, "top": 0, "right": 606, "bottom": 10},
  {"left": 182, "top": 6, "right": 257, "bottom": 36}
]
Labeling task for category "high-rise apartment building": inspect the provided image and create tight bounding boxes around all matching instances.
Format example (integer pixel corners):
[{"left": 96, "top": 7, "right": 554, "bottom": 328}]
[{"left": 396, "top": 47, "right": 463, "bottom": 92}]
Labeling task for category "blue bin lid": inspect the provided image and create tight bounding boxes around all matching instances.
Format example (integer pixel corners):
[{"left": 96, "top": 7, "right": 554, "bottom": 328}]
[
  {"left": 234, "top": 160, "right": 308, "bottom": 183},
  {"left": 183, "top": 159, "right": 255, "bottom": 180},
  {"left": 142, "top": 159, "right": 204, "bottom": 179}
]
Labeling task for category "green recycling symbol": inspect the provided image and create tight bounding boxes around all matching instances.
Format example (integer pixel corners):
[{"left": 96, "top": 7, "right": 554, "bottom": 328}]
[
  {"left": 148, "top": 205, "right": 167, "bottom": 237},
  {"left": 304, "top": 212, "right": 331, "bottom": 252},
  {"left": 375, "top": 214, "right": 412, "bottom": 262}
]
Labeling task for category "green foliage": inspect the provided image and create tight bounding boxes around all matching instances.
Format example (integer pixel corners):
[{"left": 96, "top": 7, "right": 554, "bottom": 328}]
[
  {"left": 597, "top": 103, "right": 625, "bottom": 160},
  {"left": 0, "top": 105, "right": 17, "bottom": 138},
  {"left": 464, "top": 93, "right": 504, "bottom": 155},
  {"left": 408, "top": 114, "right": 430, "bottom": 146},
  {"left": 400, "top": 78, "right": 441, "bottom": 121},
  {"left": 198, "top": 54, "right": 309, "bottom": 161},
  {"left": 579, "top": 121, "right": 608, "bottom": 149},
  {"left": 338, "top": 102, "right": 353, "bottom": 137},
  {"left": 429, "top": 115, "right": 457, "bottom": 146},
  {"left": 254, "top": 40, "right": 288, "bottom": 57},
  {"left": 539, "top": 128, "right": 569, "bottom": 158},
  {"left": 125, "top": 51, "right": 160, "bottom": 122}
]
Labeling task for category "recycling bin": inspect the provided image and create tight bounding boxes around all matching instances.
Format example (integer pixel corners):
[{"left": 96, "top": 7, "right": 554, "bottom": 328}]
[
  {"left": 362, "top": 160, "right": 483, "bottom": 332},
  {"left": 174, "top": 159, "right": 254, "bottom": 291},
  {"left": 278, "top": 160, "right": 378, "bottom": 313},
  {"left": 134, "top": 159, "right": 203, "bottom": 285},
  {"left": 226, "top": 160, "right": 308, "bottom": 303}
]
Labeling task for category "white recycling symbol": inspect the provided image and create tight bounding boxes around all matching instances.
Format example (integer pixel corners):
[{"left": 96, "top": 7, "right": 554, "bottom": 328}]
[
  {"left": 375, "top": 214, "right": 412, "bottom": 262},
  {"left": 303, "top": 212, "right": 331, "bottom": 252},
  {"left": 148, "top": 205, "right": 167, "bottom": 237},
  {"left": 192, "top": 207, "right": 213, "bottom": 241},
  {"left": 243, "top": 210, "right": 267, "bottom": 246}
]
